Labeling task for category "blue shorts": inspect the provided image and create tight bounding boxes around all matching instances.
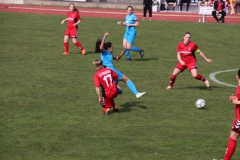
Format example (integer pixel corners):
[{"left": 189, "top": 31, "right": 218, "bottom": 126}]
[
  {"left": 123, "top": 32, "right": 136, "bottom": 44},
  {"left": 109, "top": 67, "right": 124, "bottom": 81}
]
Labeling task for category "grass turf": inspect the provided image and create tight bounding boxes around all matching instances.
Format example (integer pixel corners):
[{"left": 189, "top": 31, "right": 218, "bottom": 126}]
[{"left": 0, "top": 12, "right": 239, "bottom": 160}]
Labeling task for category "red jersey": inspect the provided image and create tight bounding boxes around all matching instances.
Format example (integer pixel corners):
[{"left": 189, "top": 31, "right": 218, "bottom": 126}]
[
  {"left": 234, "top": 86, "right": 240, "bottom": 118},
  {"left": 66, "top": 11, "right": 81, "bottom": 30},
  {"left": 177, "top": 41, "right": 198, "bottom": 63},
  {"left": 217, "top": 1, "right": 223, "bottom": 11},
  {"left": 94, "top": 68, "right": 118, "bottom": 98}
]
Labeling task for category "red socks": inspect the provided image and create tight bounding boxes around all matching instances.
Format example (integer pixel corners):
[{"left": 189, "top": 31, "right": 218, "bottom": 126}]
[
  {"left": 64, "top": 42, "right": 69, "bottom": 53},
  {"left": 169, "top": 75, "right": 176, "bottom": 87},
  {"left": 223, "top": 137, "right": 237, "bottom": 160},
  {"left": 194, "top": 74, "right": 206, "bottom": 82},
  {"left": 75, "top": 42, "right": 83, "bottom": 50}
]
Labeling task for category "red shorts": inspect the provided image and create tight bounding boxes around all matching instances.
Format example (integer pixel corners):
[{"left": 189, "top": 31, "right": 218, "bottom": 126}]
[
  {"left": 231, "top": 118, "right": 240, "bottom": 133},
  {"left": 102, "top": 97, "right": 116, "bottom": 108},
  {"left": 175, "top": 60, "right": 197, "bottom": 71},
  {"left": 64, "top": 28, "right": 78, "bottom": 38}
]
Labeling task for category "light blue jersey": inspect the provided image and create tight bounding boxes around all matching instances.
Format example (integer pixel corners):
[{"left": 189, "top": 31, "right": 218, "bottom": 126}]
[
  {"left": 124, "top": 13, "right": 137, "bottom": 44},
  {"left": 101, "top": 50, "right": 123, "bottom": 80}
]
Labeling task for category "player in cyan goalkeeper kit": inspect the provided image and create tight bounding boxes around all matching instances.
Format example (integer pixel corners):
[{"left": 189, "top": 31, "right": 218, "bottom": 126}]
[
  {"left": 117, "top": 6, "right": 144, "bottom": 61},
  {"left": 93, "top": 59, "right": 122, "bottom": 115},
  {"left": 95, "top": 32, "right": 145, "bottom": 99},
  {"left": 61, "top": 3, "right": 86, "bottom": 55},
  {"left": 166, "top": 31, "right": 213, "bottom": 89}
]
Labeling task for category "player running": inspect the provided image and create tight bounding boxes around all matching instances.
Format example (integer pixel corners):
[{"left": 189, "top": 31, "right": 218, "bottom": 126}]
[
  {"left": 61, "top": 3, "right": 86, "bottom": 55},
  {"left": 93, "top": 59, "right": 122, "bottom": 115},
  {"left": 117, "top": 6, "right": 144, "bottom": 61},
  {"left": 95, "top": 32, "right": 145, "bottom": 99},
  {"left": 166, "top": 31, "right": 213, "bottom": 89}
]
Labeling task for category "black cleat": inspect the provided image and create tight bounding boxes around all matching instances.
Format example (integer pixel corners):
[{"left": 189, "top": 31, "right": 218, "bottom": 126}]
[
  {"left": 140, "top": 50, "right": 144, "bottom": 58},
  {"left": 127, "top": 58, "right": 132, "bottom": 61}
]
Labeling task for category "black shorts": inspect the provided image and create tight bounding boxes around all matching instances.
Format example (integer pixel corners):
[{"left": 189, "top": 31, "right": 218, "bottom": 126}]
[{"left": 166, "top": 0, "right": 177, "bottom": 3}]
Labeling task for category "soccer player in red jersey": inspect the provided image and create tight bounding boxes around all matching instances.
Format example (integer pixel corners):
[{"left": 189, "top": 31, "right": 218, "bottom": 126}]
[
  {"left": 61, "top": 3, "right": 86, "bottom": 55},
  {"left": 93, "top": 59, "right": 122, "bottom": 115},
  {"left": 166, "top": 32, "right": 213, "bottom": 89},
  {"left": 221, "top": 69, "right": 240, "bottom": 160}
]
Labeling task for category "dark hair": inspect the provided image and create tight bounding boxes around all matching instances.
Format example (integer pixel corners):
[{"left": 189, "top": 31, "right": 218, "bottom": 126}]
[
  {"left": 238, "top": 69, "right": 240, "bottom": 77},
  {"left": 69, "top": 3, "right": 79, "bottom": 13},
  {"left": 184, "top": 31, "right": 191, "bottom": 36},
  {"left": 127, "top": 6, "right": 133, "bottom": 11},
  {"left": 95, "top": 39, "right": 112, "bottom": 53}
]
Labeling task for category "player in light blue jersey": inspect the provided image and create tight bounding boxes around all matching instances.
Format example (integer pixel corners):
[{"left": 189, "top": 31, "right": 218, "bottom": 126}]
[
  {"left": 117, "top": 6, "right": 144, "bottom": 61},
  {"left": 95, "top": 32, "right": 146, "bottom": 99}
]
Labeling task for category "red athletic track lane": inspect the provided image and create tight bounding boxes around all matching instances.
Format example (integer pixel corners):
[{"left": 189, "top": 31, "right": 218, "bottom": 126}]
[{"left": 0, "top": 3, "right": 240, "bottom": 23}]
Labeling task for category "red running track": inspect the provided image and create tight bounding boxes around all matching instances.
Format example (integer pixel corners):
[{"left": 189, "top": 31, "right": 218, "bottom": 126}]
[{"left": 0, "top": 3, "right": 240, "bottom": 23}]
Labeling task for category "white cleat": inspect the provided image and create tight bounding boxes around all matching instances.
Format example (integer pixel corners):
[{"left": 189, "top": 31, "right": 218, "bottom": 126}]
[
  {"left": 205, "top": 79, "right": 210, "bottom": 87},
  {"left": 166, "top": 86, "right": 172, "bottom": 89},
  {"left": 136, "top": 92, "right": 146, "bottom": 98}
]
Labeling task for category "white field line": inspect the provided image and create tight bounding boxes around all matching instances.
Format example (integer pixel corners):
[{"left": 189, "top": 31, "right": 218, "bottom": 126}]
[{"left": 209, "top": 69, "right": 238, "bottom": 87}]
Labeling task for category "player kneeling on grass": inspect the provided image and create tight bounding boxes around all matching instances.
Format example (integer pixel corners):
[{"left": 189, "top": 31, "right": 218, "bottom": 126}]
[{"left": 93, "top": 59, "right": 122, "bottom": 115}]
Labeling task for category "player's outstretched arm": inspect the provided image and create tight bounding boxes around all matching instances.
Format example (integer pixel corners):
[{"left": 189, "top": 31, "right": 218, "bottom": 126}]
[
  {"left": 95, "top": 87, "right": 102, "bottom": 105},
  {"left": 197, "top": 50, "right": 213, "bottom": 63},
  {"left": 61, "top": 18, "right": 68, "bottom": 25},
  {"left": 99, "top": 32, "right": 109, "bottom": 52},
  {"left": 114, "top": 49, "right": 127, "bottom": 61}
]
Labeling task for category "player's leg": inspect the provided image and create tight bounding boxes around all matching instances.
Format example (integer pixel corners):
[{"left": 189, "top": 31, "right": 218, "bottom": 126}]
[
  {"left": 143, "top": 5, "right": 147, "bottom": 20},
  {"left": 190, "top": 68, "right": 210, "bottom": 87},
  {"left": 148, "top": 5, "right": 152, "bottom": 20},
  {"left": 71, "top": 29, "right": 86, "bottom": 55},
  {"left": 102, "top": 97, "right": 112, "bottom": 115},
  {"left": 123, "top": 36, "right": 131, "bottom": 60},
  {"left": 166, "top": 67, "right": 182, "bottom": 89},
  {"left": 128, "top": 33, "right": 144, "bottom": 59},
  {"left": 223, "top": 119, "right": 240, "bottom": 160},
  {"left": 63, "top": 30, "right": 70, "bottom": 54}
]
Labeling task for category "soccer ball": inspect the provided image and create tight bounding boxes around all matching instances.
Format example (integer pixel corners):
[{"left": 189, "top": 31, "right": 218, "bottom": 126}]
[{"left": 195, "top": 99, "right": 206, "bottom": 108}]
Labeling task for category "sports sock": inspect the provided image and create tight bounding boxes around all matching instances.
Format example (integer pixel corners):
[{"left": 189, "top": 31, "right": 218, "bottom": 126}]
[
  {"left": 64, "top": 42, "right": 69, "bottom": 53},
  {"left": 130, "top": 46, "right": 141, "bottom": 52},
  {"left": 125, "top": 50, "right": 131, "bottom": 59},
  {"left": 194, "top": 74, "right": 206, "bottom": 81},
  {"left": 223, "top": 137, "right": 237, "bottom": 160},
  {"left": 169, "top": 75, "right": 176, "bottom": 87},
  {"left": 75, "top": 41, "right": 83, "bottom": 50},
  {"left": 126, "top": 80, "right": 138, "bottom": 95}
]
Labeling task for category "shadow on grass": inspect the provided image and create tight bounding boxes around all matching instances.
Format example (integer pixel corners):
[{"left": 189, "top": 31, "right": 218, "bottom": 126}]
[
  {"left": 131, "top": 58, "right": 159, "bottom": 61},
  {"left": 118, "top": 101, "right": 147, "bottom": 113},
  {"left": 185, "top": 85, "right": 219, "bottom": 90}
]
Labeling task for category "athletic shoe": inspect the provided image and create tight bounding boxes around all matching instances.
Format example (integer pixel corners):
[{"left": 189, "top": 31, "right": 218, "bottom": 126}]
[
  {"left": 113, "top": 106, "right": 118, "bottom": 112},
  {"left": 104, "top": 108, "right": 111, "bottom": 115},
  {"left": 140, "top": 50, "right": 144, "bottom": 58},
  {"left": 136, "top": 92, "right": 146, "bottom": 98},
  {"left": 62, "top": 52, "right": 69, "bottom": 55},
  {"left": 81, "top": 49, "right": 86, "bottom": 55},
  {"left": 127, "top": 58, "right": 132, "bottom": 61},
  {"left": 149, "top": 17, "right": 152, "bottom": 21},
  {"left": 166, "top": 86, "right": 172, "bottom": 89},
  {"left": 205, "top": 79, "right": 210, "bottom": 87}
]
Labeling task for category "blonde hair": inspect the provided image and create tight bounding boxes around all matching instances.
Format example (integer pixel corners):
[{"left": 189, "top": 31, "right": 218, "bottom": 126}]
[{"left": 93, "top": 59, "right": 103, "bottom": 69}]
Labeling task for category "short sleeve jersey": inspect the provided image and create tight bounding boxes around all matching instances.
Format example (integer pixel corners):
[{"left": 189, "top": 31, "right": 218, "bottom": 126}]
[
  {"left": 67, "top": 11, "right": 81, "bottom": 30},
  {"left": 235, "top": 86, "right": 240, "bottom": 118},
  {"left": 94, "top": 68, "right": 118, "bottom": 97},
  {"left": 125, "top": 13, "right": 137, "bottom": 33},
  {"left": 177, "top": 41, "right": 198, "bottom": 62},
  {"left": 101, "top": 50, "right": 114, "bottom": 68}
]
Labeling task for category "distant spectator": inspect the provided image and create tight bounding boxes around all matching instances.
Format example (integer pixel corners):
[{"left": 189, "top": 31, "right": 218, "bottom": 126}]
[
  {"left": 208, "top": 0, "right": 215, "bottom": 6},
  {"left": 230, "top": 0, "right": 237, "bottom": 14},
  {"left": 143, "top": 0, "right": 153, "bottom": 20},
  {"left": 198, "top": 0, "right": 209, "bottom": 9},
  {"left": 212, "top": 0, "right": 226, "bottom": 23},
  {"left": 234, "top": 0, "right": 240, "bottom": 13},
  {"left": 164, "top": 0, "right": 177, "bottom": 11},
  {"left": 179, "top": 0, "right": 191, "bottom": 11}
]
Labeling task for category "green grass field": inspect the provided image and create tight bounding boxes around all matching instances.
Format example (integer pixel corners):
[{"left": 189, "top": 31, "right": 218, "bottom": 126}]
[{"left": 0, "top": 12, "right": 239, "bottom": 160}]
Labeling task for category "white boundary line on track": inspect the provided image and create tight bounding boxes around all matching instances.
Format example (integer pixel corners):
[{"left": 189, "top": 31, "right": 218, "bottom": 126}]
[{"left": 209, "top": 69, "right": 238, "bottom": 87}]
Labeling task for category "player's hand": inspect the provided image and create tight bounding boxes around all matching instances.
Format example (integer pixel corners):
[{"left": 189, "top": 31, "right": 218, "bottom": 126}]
[
  {"left": 232, "top": 97, "right": 238, "bottom": 104},
  {"left": 230, "top": 94, "right": 236, "bottom": 101},
  {"left": 117, "top": 21, "right": 122, "bottom": 25},
  {"left": 61, "top": 20, "right": 65, "bottom": 25},
  {"left": 104, "top": 32, "right": 109, "bottom": 37},
  {"left": 98, "top": 98, "right": 102, "bottom": 105},
  {"left": 206, "top": 59, "right": 213, "bottom": 63},
  {"left": 180, "top": 61, "right": 185, "bottom": 66}
]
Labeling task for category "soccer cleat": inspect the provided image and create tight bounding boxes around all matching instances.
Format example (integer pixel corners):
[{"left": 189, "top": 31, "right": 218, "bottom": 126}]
[
  {"left": 81, "top": 49, "right": 86, "bottom": 55},
  {"left": 204, "top": 79, "right": 210, "bottom": 87},
  {"left": 104, "top": 108, "right": 111, "bottom": 115},
  {"left": 127, "top": 58, "right": 132, "bottom": 61},
  {"left": 62, "top": 52, "right": 69, "bottom": 55},
  {"left": 136, "top": 92, "right": 146, "bottom": 98},
  {"left": 140, "top": 50, "right": 144, "bottom": 58},
  {"left": 166, "top": 86, "right": 172, "bottom": 89},
  {"left": 113, "top": 106, "right": 118, "bottom": 112}
]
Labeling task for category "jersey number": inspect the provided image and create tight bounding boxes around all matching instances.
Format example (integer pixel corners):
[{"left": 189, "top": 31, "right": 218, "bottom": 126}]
[{"left": 103, "top": 74, "right": 113, "bottom": 87}]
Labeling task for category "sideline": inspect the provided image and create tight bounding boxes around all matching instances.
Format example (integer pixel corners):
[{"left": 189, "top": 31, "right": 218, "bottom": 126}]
[{"left": 209, "top": 69, "right": 238, "bottom": 87}]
